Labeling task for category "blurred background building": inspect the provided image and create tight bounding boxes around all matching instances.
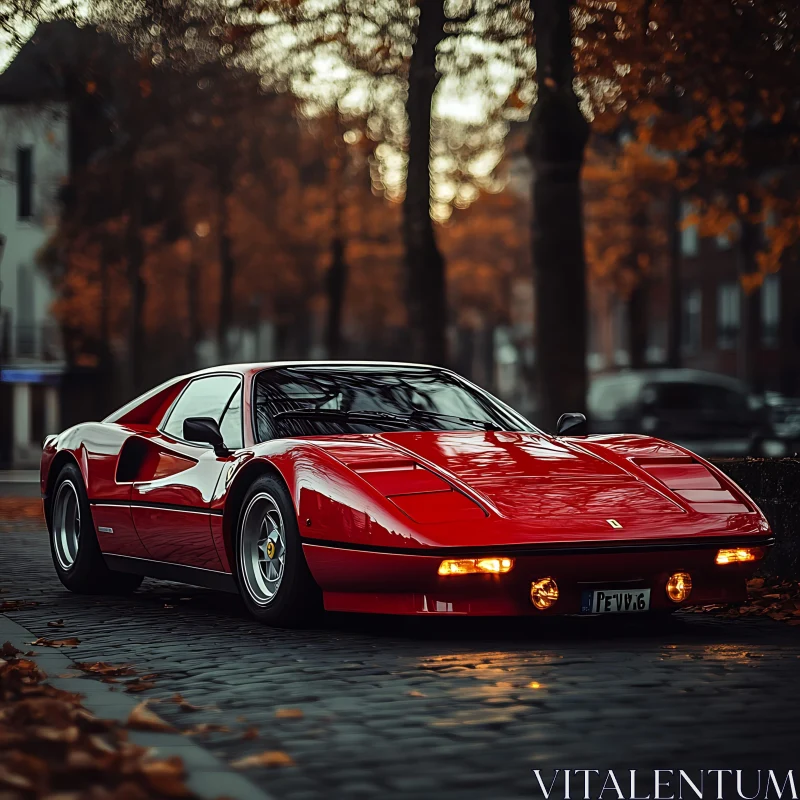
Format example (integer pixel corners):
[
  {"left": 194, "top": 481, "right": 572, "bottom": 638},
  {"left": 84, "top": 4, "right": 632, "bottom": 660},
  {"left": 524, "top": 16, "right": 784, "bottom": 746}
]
[{"left": 0, "top": 63, "right": 67, "bottom": 467}]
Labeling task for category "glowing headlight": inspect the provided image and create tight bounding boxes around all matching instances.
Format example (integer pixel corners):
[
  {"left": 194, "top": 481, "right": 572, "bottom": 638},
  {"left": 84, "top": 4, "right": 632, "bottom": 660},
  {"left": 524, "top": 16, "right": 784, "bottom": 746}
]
[
  {"left": 715, "top": 547, "right": 765, "bottom": 565},
  {"left": 666, "top": 572, "right": 692, "bottom": 603},
  {"left": 438, "top": 557, "right": 514, "bottom": 576},
  {"left": 530, "top": 577, "right": 559, "bottom": 610}
]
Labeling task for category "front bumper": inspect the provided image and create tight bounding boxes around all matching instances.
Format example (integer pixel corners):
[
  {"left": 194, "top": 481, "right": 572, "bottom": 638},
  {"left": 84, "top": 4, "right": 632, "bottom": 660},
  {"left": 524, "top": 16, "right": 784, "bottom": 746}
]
[{"left": 304, "top": 538, "right": 771, "bottom": 616}]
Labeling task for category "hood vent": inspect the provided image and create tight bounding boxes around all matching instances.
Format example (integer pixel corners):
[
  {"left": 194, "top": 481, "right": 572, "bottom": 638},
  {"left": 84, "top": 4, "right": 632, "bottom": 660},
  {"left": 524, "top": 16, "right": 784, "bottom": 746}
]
[{"left": 635, "top": 458, "right": 752, "bottom": 514}]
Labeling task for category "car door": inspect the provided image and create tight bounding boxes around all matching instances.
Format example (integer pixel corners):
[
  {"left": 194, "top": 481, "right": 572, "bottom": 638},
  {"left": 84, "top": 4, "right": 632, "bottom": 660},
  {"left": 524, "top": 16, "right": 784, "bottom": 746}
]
[{"left": 130, "top": 374, "right": 244, "bottom": 570}]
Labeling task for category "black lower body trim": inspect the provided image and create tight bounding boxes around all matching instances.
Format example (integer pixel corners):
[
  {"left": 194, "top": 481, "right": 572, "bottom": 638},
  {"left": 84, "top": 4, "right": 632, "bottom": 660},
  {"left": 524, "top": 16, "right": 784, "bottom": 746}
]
[
  {"left": 104, "top": 554, "right": 238, "bottom": 593},
  {"left": 300, "top": 534, "right": 775, "bottom": 558}
]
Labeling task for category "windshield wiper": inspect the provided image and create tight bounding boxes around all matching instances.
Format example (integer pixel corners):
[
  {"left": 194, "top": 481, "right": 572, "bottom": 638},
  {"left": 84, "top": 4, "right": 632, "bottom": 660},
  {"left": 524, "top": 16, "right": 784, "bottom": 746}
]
[
  {"left": 273, "top": 407, "right": 503, "bottom": 432},
  {"left": 407, "top": 409, "right": 503, "bottom": 432},
  {"left": 272, "top": 409, "right": 410, "bottom": 426}
]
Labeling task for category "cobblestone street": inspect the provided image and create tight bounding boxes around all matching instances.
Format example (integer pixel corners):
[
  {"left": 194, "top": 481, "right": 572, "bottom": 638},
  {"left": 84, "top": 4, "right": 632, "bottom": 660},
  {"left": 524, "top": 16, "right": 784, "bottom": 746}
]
[{"left": 2, "top": 520, "right": 800, "bottom": 800}]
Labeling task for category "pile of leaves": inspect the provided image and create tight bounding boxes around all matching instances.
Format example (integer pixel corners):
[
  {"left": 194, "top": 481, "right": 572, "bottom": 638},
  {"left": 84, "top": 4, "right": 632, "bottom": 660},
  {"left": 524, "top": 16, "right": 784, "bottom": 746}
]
[
  {"left": 0, "top": 643, "right": 198, "bottom": 799},
  {"left": 688, "top": 578, "right": 800, "bottom": 625}
]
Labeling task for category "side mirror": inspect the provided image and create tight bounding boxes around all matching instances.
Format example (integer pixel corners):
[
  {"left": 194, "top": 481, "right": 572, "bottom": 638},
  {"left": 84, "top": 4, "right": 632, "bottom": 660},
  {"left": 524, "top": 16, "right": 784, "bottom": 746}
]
[
  {"left": 556, "top": 412, "right": 587, "bottom": 436},
  {"left": 183, "top": 417, "right": 230, "bottom": 457}
]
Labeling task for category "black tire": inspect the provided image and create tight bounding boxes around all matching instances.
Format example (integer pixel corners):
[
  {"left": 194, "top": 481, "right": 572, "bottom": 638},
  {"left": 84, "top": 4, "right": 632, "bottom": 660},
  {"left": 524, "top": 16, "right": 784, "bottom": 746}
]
[
  {"left": 49, "top": 463, "right": 143, "bottom": 595},
  {"left": 234, "top": 473, "right": 321, "bottom": 627}
]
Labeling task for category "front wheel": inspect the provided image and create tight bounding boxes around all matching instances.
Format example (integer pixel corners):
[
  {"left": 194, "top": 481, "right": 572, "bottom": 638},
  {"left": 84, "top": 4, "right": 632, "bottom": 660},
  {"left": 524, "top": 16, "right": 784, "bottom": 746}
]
[
  {"left": 235, "top": 474, "right": 321, "bottom": 627},
  {"left": 49, "top": 463, "right": 143, "bottom": 595}
]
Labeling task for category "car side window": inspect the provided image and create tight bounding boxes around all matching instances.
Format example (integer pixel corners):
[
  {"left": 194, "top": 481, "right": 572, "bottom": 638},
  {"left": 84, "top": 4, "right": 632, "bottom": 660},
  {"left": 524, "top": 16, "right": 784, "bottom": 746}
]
[
  {"left": 219, "top": 386, "right": 243, "bottom": 449},
  {"left": 163, "top": 375, "right": 242, "bottom": 444}
]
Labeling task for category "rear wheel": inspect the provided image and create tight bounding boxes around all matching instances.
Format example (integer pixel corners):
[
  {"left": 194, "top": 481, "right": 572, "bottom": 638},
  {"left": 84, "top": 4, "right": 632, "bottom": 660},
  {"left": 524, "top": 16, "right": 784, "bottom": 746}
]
[
  {"left": 49, "top": 463, "right": 143, "bottom": 595},
  {"left": 234, "top": 474, "right": 321, "bottom": 626}
]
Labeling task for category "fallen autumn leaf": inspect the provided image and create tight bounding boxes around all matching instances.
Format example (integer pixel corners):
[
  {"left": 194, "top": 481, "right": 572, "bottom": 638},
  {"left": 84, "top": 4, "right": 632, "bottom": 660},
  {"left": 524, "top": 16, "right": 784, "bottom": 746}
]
[
  {"left": 31, "top": 637, "right": 80, "bottom": 648},
  {"left": 275, "top": 708, "right": 304, "bottom": 719},
  {"left": 1, "top": 641, "right": 22, "bottom": 659},
  {"left": 182, "top": 723, "right": 230, "bottom": 736},
  {"left": 76, "top": 661, "right": 137, "bottom": 677},
  {"left": 231, "top": 750, "right": 296, "bottom": 769},
  {"left": 127, "top": 700, "right": 176, "bottom": 733}
]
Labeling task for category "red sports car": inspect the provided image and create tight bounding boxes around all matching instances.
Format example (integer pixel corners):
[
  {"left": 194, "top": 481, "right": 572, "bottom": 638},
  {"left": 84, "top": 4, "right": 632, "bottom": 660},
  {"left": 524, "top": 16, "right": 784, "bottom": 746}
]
[{"left": 40, "top": 362, "right": 772, "bottom": 626}]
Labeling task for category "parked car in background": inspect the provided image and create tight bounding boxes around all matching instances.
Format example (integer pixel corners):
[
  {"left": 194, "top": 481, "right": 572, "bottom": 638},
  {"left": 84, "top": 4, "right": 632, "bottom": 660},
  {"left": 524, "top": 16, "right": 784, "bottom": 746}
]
[
  {"left": 763, "top": 391, "right": 800, "bottom": 456},
  {"left": 588, "top": 369, "right": 780, "bottom": 458}
]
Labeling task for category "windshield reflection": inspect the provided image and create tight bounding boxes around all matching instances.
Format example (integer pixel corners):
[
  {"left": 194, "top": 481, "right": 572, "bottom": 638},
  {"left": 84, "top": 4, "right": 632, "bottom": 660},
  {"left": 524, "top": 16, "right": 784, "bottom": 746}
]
[{"left": 254, "top": 366, "right": 537, "bottom": 440}]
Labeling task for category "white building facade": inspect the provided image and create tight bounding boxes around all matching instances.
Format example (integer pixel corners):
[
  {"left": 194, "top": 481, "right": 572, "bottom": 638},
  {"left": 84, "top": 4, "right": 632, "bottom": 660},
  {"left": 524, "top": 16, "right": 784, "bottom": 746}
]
[{"left": 0, "top": 102, "right": 68, "bottom": 467}]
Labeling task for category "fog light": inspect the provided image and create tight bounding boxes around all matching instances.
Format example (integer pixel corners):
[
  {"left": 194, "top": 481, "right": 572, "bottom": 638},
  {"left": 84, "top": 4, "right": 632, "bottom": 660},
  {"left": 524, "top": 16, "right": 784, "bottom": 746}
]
[
  {"left": 530, "top": 577, "right": 559, "bottom": 610},
  {"left": 438, "top": 557, "right": 514, "bottom": 576},
  {"left": 715, "top": 547, "right": 765, "bottom": 565},
  {"left": 666, "top": 572, "right": 692, "bottom": 603}
]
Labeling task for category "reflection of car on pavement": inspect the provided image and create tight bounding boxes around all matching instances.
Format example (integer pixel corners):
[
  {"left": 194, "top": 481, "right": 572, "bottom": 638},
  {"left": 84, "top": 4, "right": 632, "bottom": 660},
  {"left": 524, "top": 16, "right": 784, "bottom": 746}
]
[
  {"left": 40, "top": 362, "right": 771, "bottom": 626},
  {"left": 588, "top": 369, "right": 779, "bottom": 458}
]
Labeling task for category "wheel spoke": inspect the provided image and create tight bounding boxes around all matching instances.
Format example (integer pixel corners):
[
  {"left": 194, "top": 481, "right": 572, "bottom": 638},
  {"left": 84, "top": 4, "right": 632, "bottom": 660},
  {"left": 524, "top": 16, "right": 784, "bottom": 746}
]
[{"left": 267, "top": 509, "right": 281, "bottom": 531}]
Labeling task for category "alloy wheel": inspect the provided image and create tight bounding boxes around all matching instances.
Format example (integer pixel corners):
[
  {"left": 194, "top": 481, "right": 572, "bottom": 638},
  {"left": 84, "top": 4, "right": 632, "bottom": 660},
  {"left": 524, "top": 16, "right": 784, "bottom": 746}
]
[
  {"left": 240, "top": 492, "right": 287, "bottom": 605},
  {"left": 53, "top": 479, "right": 81, "bottom": 570}
]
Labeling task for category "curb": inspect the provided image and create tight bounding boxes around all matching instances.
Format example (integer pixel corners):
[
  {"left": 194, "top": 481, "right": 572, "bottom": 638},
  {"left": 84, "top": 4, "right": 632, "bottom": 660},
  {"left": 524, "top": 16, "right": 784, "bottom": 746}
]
[
  {"left": 0, "top": 471, "right": 41, "bottom": 498},
  {"left": 0, "top": 614, "right": 273, "bottom": 800}
]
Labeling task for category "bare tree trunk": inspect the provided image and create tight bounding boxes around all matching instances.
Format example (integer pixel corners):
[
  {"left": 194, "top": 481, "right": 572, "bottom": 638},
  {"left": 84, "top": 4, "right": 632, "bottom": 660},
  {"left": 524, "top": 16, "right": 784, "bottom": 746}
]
[
  {"left": 403, "top": 0, "right": 447, "bottom": 365},
  {"left": 627, "top": 280, "right": 648, "bottom": 369},
  {"left": 216, "top": 171, "right": 235, "bottom": 363},
  {"left": 627, "top": 199, "right": 649, "bottom": 369},
  {"left": 666, "top": 188, "right": 682, "bottom": 367},
  {"left": 187, "top": 248, "right": 201, "bottom": 369},
  {"left": 99, "top": 234, "right": 111, "bottom": 356},
  {"left": 325, "top": 236, "right": 347, "bottom": 359},
  {"left": 739, "top": 193, "right": 762, "bottom": 390},
  {"left": 528, "top": 0, "right": 590, "bottom": 429},
  {"left": 125, "top": 172, "right": 146, "bottom": 398},
  {"left": 324, "top": 128, "right": 348, "bottom": 359}
]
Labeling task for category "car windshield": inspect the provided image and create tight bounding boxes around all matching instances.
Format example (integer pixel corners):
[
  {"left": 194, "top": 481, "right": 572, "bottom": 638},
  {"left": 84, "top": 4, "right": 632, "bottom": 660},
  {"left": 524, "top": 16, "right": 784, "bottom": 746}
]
[{"left": 253, "top": 366, "right": 536, "bottom": 440}]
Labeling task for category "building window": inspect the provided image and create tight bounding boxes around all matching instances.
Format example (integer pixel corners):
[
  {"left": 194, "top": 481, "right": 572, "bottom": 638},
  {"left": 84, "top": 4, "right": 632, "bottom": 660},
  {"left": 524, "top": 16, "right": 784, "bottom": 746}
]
[
  {"left": 680, "top": 200, "right": 699, "bottom": 257},
  {"left": 682, "top": 288, "right": 702, "bottom": 354},
  {"left": 16, "top": 265, "right": 35, "bottom": 358},
  {"left": 762, "top": 273, "right": 780, "bottom": 348},
  {"left": 716, "top": 219, "right": 740, "bottom": 250},
  {"left": 17, "top": 146, "right": 33, "bottom": 220},
  {"left": 717, "top": 282, "right": 741, "bottom": 350},
  {"left": 763, "top": 208, "right": 778, "bottom": 238}
]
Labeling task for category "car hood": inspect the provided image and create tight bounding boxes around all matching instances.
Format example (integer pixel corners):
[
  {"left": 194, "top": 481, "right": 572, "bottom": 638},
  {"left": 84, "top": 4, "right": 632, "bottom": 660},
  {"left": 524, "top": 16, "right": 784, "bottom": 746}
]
[{"left": 322, "top": 430, "right": 685, "bottom": 520}]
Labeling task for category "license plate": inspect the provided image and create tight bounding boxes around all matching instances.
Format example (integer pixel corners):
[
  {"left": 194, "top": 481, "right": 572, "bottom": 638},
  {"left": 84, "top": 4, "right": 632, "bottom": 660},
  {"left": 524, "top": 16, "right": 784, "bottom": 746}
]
[{"left": 581, "top": 588, "right": 651, "bottom": 614}]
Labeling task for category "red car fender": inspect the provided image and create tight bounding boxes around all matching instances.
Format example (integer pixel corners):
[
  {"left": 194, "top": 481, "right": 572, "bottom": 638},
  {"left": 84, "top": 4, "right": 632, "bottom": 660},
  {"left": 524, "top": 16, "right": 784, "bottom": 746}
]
[{"left": 210, "top": 440, "right": 429, "bottom": 573}]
